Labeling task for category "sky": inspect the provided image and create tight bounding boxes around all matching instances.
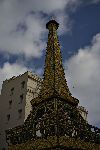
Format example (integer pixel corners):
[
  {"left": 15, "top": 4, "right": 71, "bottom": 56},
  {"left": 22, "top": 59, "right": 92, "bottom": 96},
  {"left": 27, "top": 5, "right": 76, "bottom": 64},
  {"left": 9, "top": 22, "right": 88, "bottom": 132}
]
[{"left": 0, "top": 0, "right": 100, "bottom": 127}]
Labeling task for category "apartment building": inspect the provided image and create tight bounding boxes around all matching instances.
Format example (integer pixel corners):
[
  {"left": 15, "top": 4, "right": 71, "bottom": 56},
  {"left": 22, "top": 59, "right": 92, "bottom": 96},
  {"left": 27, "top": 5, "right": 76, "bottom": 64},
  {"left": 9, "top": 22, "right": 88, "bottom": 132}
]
[{"left": 0, "top": 71, "right": 42, "bottom": 150}]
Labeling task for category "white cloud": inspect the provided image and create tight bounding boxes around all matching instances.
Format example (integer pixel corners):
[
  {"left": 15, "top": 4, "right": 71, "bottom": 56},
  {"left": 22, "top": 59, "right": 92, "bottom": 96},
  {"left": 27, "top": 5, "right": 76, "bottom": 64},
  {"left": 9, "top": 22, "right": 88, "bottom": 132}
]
[
  {"left": 0, "top": 0, "right": 82, "bottom": 91},
  {"left": 0, "top": 62, "right": 27, "bottom": 93},
  {"left": 64, "top": 33, "right": 100, "bottom": 127},
  {"left": 53, "top": 11, "right": 71, "bottom": 35},
  {"left": 0, "top": 0, "right": 78, "bottom": 58},
  {"left": 0, "top": 9, "right": 46, "bottom": 58}
]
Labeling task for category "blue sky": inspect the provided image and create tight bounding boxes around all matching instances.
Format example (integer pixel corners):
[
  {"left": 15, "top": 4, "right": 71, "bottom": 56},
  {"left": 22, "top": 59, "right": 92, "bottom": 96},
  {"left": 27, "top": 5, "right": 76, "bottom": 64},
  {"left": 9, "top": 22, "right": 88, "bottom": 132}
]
[{"left": 0, "top": 0, "right": 100, "bottom": 127}]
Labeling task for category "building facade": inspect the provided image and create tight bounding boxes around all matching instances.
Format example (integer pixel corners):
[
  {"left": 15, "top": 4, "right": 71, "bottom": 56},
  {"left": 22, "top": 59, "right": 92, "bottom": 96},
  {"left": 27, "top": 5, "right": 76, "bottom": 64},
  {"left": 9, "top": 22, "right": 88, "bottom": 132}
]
[{"left": 0, "top": 71, "right": 42, "bottom": 150}]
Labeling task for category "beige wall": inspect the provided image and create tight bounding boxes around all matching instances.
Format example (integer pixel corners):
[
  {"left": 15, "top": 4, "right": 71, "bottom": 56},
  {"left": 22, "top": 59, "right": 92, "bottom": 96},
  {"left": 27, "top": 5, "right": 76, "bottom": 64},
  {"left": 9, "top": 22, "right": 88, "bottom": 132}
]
[
  {"left": 0, "top": 72, "right": 28, "bottom": 150},
  {"left": 0, "top": 71, "right": 42, "bottom": 150},
  {"left": 1, "top": 72, "right": 28, "bottom": 129},
  {"left": 25, "top": 72, "right": 42, "bottom": 120}
]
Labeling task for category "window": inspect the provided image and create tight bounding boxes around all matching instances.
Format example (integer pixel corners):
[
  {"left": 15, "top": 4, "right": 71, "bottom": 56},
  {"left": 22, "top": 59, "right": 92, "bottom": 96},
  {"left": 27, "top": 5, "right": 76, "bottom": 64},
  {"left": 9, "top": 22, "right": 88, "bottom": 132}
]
[
  {"left": 9, "top": 100, "right": 12, "bottom": 108},
  {"left": 6, "top": 134, "right": 10, "bottom": 145},
  {"left": 18, "top": 109, "right": 22, "bottom": 119},
  {"left": 11, "top": 87, "right": 14, "bottom": 95},
  {"left": 7, "top": 114, "right": 10, "bottom": 121},
  {"left": 21, "top": 81, "right": 25, "bottom": 88},
  {"left": 19, "top": 94, "right": 23, "bottom": 103}
]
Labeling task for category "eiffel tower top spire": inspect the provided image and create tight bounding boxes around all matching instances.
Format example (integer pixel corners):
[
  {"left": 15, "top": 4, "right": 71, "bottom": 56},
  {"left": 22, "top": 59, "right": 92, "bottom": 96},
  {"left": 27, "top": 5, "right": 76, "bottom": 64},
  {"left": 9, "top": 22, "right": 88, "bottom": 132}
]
[{"left": 31, "top": 20, "right": 79, "bottom": 106}]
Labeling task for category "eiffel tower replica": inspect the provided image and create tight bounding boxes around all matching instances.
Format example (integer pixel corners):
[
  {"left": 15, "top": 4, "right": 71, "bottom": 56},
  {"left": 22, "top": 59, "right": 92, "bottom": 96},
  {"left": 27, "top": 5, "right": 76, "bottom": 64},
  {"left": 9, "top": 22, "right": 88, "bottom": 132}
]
[{"left": 6, "top": 20, "right": 100, "bottom": 150}]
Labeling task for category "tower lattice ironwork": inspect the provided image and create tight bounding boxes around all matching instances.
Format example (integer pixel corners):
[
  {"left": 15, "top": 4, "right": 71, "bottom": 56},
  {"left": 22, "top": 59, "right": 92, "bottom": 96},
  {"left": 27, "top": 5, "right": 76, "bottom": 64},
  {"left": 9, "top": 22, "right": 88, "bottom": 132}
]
[{"left": 6, "top": 20, "right": 100, "bottom": 150}]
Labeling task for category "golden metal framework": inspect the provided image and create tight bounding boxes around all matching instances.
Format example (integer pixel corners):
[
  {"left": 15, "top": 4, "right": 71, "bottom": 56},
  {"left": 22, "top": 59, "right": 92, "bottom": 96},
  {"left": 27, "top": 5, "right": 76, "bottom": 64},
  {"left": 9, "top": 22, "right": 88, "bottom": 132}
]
[{"left": 6, "top": 20, "right": 100, "bottom": 150}]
